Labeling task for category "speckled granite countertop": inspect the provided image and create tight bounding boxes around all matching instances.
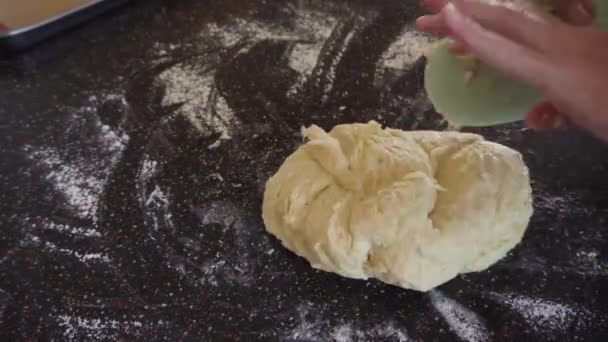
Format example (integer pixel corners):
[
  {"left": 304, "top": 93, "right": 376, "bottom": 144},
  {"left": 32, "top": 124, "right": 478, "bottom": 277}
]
[{"left": 0, "top": 0, "right": 607, "bottom": 340}]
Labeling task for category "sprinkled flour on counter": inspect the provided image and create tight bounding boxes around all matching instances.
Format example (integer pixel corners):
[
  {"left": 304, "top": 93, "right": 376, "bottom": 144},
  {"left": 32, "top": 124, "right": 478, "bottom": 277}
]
[
  {"left": 199, "top": 9, "right": 337, "bottom": 75},
  {"left": 56, "top": 315, "right": 167, "bottom": 341},
  {"left": 285, "top": 302, "right": 410, "bottom": 341},
  {"left": 26, "top": 147, "right": 105, "bottom": 220},
  {"left": 159, "top": 63, "right": 236, "bottom": 140},
  {"left": 430, "top": 290, "right": 490, "bottom": 342},
  {"left": 42, "top": 221, "right": 101, "bottom": 238},
  {"left": 486, "top": 292, "right": 593, "bottom": 334},
  {"left": 330, "top": 322, "right": 410, "bottom": 342},
  {"left": 381, "top": 29, "right": 434, "bottom": 71},
  {"left": 24, "top": 96, "right": 129, "bottom": 222}
]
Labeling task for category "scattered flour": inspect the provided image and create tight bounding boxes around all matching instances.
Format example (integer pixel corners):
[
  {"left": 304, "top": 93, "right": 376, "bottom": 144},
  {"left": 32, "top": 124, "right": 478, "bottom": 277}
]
[
  {"left": 160, "top": 7, "right": 339, "bottom": 141},
  {"left": 56, "top": 315, "right": 166, "bottom": 341},
  {"left": 288, "top": 10, "right": 338, "bottom": 75},
  {"left": 288, "top": 302, "right": 324, "bottom": 340},
  {"left": 430, "top": 290, "right": 490, "bottom": 342},
  {"left": 533, "top": 191, "right": 580, "bottom": 215},
  {"left": 56, "top": 249, "right": 111, "bottom": 263},
  {"left": 18, "top": 236, "right": 110, "bottom": 265},
  {"left": 190, "top": 200, "right": 256, "bottom": 286},
  {"left": 158, "top": 63, "right": 236, "bottom": 141},
  {"left": 206, "top": 8, "right": 339, "bottom": 97},
  {"left": 330, "top": 322, "right": 410, "bottom": 342},
  {"left": 201, "top": 7, "right": 337, "bottom": 49},
  {"left": 572, "top": 250, "right": 607, "bottom": 275},
  {"left": 140, "top": 157, "right": 159, "bottom": 182},
  {"left": 199, "top": 260, "right": 227, "bottom": 287},
  {"left": 24, "top": 95, "right": 128, "bottom": 222},
  {"left": 381, "top": 29, "right": 434, "bottom": 71},
  {"left": 145, "top": 185, "right": 170, "bottom": 207},
  {"left": 137, "top": 155, "right": 175, "bottom": 233},
  {"left": 36, "top": 238, "right": 110, "bottom": 264},
  {"left": 287, "top": 302, "right": 410, "bottom": 341},
  {"left": 18, "top": 95, "right": 129, "bottom": 269},
  {"left": 486, "top": 292, "right": 592, "bottom": 334},
  {"left": 26, "top": 147, "right": 105, "bottom": 220},
  {"left": 42, "top": 221, "right": 101, "bottom": 238}
]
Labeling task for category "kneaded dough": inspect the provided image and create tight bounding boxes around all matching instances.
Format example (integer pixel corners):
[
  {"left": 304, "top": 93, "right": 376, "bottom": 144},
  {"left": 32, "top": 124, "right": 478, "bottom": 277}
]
[{"left": 262, "top": 121, "right": 533, "bottom": 291}]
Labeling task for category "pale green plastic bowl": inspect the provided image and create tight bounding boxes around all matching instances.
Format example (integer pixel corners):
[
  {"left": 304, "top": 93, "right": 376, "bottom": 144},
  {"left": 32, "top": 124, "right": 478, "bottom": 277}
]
[{"left": 424, "top": 0, "right": 608, "bottom": 127}]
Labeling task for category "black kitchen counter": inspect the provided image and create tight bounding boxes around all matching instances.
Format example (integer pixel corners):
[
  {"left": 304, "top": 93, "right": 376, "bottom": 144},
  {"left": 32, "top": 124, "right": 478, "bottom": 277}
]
[{"left": 1, "top": 0, "right": 607, "bottom": 341}]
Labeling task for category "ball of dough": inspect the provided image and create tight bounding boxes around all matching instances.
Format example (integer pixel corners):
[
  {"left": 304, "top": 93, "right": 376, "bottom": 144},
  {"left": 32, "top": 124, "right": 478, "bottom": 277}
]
[{"left": 262, "top": 121, "right": 533, "bottom": 291}]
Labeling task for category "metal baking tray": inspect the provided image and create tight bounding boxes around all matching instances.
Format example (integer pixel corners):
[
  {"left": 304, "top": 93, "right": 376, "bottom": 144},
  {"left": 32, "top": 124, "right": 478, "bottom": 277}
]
[{"left": 0, "top": 0, "right": 130, "bottom": 52}]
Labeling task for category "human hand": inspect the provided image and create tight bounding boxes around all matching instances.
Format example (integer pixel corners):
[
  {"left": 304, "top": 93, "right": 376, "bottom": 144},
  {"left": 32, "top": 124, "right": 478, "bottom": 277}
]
[{"left": 417, "top": 0, "right": 608, "bottom": 141}]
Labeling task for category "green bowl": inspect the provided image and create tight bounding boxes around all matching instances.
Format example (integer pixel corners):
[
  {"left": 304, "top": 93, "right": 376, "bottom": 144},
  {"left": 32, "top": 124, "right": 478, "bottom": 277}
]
[{"left": 424, "top": 0, "right": 608, "bottom": 127}]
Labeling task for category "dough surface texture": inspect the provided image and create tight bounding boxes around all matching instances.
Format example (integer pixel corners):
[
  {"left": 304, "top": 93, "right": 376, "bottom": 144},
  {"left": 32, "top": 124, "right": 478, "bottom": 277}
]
[{"left": 262, "top": 121, "right": 533, "bottom": 291}]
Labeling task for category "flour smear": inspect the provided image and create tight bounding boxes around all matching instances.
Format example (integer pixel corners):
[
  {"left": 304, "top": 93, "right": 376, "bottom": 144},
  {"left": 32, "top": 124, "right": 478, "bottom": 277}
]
[
  {"left": 430, "top": 290, "right": 490, "bottom": 342},
  {"left": 487, "top": 292, "right": 594, "bottom": 335},
  {"left": 285, "top": 302, "right": 410, "bottom": 341}
]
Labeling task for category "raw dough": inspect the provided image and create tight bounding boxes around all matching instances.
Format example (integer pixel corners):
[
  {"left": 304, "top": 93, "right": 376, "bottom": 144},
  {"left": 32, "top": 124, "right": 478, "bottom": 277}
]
[{"left": 262, "top": 122, "right": 533, "bottom": 291}]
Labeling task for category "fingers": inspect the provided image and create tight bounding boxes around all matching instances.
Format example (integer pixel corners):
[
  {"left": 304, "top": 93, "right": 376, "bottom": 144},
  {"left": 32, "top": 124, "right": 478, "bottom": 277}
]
[
  {"left": 417, "top": 13, "right": 449, "bottom": 36},
  {"left": 554, "top": 0, "right": 595, "bottom": 25},
  {"left": 525, "top": 102, "right": 569, "bottom": 130},
  {"left": 422, "top": 0, "right": 596, "bottom": 26},
  {"left": 430, "top": 0, "right": 566, "bottom": 52},
  {"left": 421, "top": 0, "right": 449, "bottom": 13},
  {"left": 441, "top": 3, "right": 554, "bottom": 88}
]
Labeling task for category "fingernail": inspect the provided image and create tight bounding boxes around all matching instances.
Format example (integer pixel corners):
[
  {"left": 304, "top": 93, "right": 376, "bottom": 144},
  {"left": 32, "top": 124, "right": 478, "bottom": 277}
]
[
  {"left": 444, "top": 2, "right": 457, "bottom": 15},
  {"left": 415, "top": 16, "right": 427, "bottom": 31},
  {"left": 550, "top": 115, "right": 566, "bottom": 129},
  {"left": 574, "top": 3, "right": 593, "bottom": 22},
  {"left": 443, "top": 3, "right": 464, "bottom": 28}
]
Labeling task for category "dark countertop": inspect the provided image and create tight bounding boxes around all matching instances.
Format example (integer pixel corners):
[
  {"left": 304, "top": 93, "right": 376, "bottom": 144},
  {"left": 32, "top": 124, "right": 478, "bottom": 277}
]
[{"left": 1, "top": 0, "right": 607, "bottom": 341}]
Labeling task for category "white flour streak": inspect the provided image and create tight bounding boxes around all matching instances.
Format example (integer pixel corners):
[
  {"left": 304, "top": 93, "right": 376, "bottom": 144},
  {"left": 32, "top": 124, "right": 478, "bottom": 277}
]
[
  {"left": 146, "top": 185, "right": 170, "bottom": 207},
  {"left": 289, "top": 10, "right": 337, "bottom": 75},
  {"left": 27, "top": 147, "right": 104, "bottom": 220},
  {"left": 159, "top": 63, "right": 236, "bottom": 141},
  {"left": 571, "top": 250, "right": 608, "bottom": 276},
  {"left": 140, "top": 157, "right": 158, "bottom": 183},
  {"left": 190, "top": 200, "right": 256, "bottom": 286},
  {"left": 287, "top": 302, "right": 410, "bottom": 341},
  {"left": 289, "top": 40, "right": 326, "bottom": 75},
  {"left": 371, "top": 322, "right": 410, "bottom": 342},
  {"left": 43, "top": 221, "right": 101, "bottom": 238},
  {"left": 202, "top": 16, "right": 311, "bottom": 46},
  {"left": 287, "top": 302, "right": 324, "bottom": 340},
  {"left": 56, "top": 315, "right": 166, "bottom": 341},
  {"left": 24, "top": 96, "right": 128, "bottom": 222},
  {"left": 138, "top": 155, "right": 175, "bottom": 232},
  {"left": 330, "top": 322, "right": 410, "bottom": 342},
  {"left": 199, "top": 260, "right": 227, "bottom": 287},
  {"left": 161, "top": 8, "right": 339, "bottom": 137},
  {"left": 381, "top": 29, "right": 434, "bottom": 70},
  {"left": 430, "top": 290, "right": 490, "bottom": 342},
  {"left": 57, "top": 250, "right": 111, "bottom": 263},
  {"left": 331, "top": 324, "right": 355, "bottom": 342},
  {"left": 196, "top": 200, "right": 243, "bottom": 229},
  {"left": 486, "top": 292, "right": 592, "bottom": 333},
  {"left": 201, "top": 9, "right": 338, "bottom": 97},
  {"left": 41, "top": 240, "right": 110, "bottom": 264}
]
